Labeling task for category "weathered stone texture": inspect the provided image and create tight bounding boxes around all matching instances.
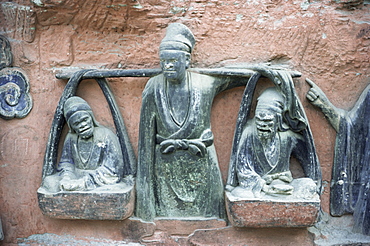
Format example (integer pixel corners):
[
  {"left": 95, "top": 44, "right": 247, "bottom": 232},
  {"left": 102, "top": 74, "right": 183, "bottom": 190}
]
[
  {"left": 189, "top": 226, "right": 315, "bottom": 246},
  {"left": 1, "top": 2, "right": 36, "bottom": 42},
  {"left": 37, "top": 187, "right": 135, "bottom": 220},
  {"left": 226, "top": 193, "right": 320, "bottom": 228},
  {"left": 0, "top": 0, "right": 369, "bottom": 245}
]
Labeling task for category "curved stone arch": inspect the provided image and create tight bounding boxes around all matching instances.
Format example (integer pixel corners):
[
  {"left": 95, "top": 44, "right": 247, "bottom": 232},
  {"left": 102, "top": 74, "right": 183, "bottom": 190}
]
[
  {"left": 42, "top": 69, "right": 136, "bottom": 180},
  {"left": 226, "top": 71, "right": 321, "bottom": 189}
]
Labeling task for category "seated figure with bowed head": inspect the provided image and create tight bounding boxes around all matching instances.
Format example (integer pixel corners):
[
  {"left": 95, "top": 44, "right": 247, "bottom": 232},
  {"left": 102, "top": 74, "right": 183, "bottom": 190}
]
[
  {"left": 41, "top": 96, "right": 124, "bottom": 192},
  {"left": 227, "top": 86, "right": 321, "bottom": 199}
]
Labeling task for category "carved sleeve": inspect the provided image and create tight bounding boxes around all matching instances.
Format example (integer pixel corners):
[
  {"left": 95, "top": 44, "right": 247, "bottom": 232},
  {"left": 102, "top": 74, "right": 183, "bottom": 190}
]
[
  {"left": 57, "top": 134, "right": 77, "bottom": 178},
  {"left": 135, "top": 78, "right": 158, "bottom": 221}
]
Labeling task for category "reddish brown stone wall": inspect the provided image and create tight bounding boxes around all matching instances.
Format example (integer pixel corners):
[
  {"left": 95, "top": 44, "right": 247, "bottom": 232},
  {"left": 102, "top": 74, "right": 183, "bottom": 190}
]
[{"left": 0, "top": 0, "right": 369, "bottom": 245}]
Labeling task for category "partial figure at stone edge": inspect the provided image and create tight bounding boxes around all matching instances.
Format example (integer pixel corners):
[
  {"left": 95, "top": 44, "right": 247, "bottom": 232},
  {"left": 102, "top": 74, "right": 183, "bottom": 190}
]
[
  {"left": 227, "top": 70, "right": 322, "bottom": 200},
  {"left": 0, "top": 219, "right": 2, "bottom": 241},
  {"left": 41, "top": 96, "right": 126, "bottom": 193},
  {"left": 0, "top": 35, "right": 32, "bottom": 119},
  {"left": 0, "top": 34, "right": 33, "bottom": 240},
  {"left": 0, "top": 35, "right": 12, "bottom": 70},
  {"left": 136, "top": 23, "right": 252, "bottom": 221},
  {"left": 306, "top": 78, "right": 370, "bottom": 235},
  {"left": 0, "top": 219, "right": 4, "bottom": 241}
]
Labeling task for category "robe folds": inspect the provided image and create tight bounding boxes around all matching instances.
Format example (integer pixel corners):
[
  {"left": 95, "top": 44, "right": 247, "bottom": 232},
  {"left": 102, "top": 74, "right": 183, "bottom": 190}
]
[
  {"left": 227, "top": 71, "right": 321, "bottom": 191},
  {"left": 235, "top": 120, "right": 314, "bottom": 189},
  {"left": 136, "top": 72, "right": 245, "bottom": 221},
  {"left": 58, "top": 126, "right": 124, "bottom": 189},
  {"left": 330, "top": 84, "right": 370, "bottom": 234}
]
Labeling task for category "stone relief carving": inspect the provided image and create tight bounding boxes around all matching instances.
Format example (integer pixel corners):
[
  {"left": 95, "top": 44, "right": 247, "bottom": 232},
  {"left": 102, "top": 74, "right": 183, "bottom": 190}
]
[
  {"left": 0, "top": 34, "right": 33, "bottom": 239},
  {"left": 225, "top": 68, "right": 322, "bottom": 227},
  {"left": 0, "top": 3, "right": 36, "bottom": 43},
  {"left": 38, "top": 70, "right": 136, "bottom": 220},
  {"left": 0, "top": 35, "right": 32, "bottom": 119},
  {"left": 306, "top": 78, "right": 370, "bottom": 235},
  {"left": 41, "top": 96, "right": 126, "bottom": 192},
  {"left": 36, "top": 22, "right": 320, "bottom": 226},
  {"left": 135, "top": 23, "right": 259, "bottom": 221},
  {"left": 0, "top": 219, "right": 2, "bottom": 241},
  {"left": 227, "top": 85, "right": 321, "bottom": 199},
  {"left": 134, "top": 23, "right": 313, "bottom": 222}
]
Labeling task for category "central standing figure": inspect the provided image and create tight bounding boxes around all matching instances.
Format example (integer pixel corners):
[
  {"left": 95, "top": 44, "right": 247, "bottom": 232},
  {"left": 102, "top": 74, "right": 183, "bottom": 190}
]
[{"left": 136, "top": 23, "right": 247, "bottom": 221}]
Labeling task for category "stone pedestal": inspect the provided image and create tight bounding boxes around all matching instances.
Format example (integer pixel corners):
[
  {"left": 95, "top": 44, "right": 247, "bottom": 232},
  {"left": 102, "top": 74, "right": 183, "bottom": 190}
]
[
  {"left": 37, "top": 183, "right": 135, "bottom": 220},
  {"left": 225, "top": 191, "right": 320, "bottom": 227}
]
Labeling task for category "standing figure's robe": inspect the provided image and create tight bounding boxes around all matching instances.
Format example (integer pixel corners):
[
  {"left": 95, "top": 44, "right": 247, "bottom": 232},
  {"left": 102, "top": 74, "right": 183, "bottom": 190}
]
[
  {"left": 330, "top": 84, "right": 370, "bottom": 234},
  {"left": 57, "top": 126, "right": 123, "bottom": 189},
  {"left": 136, "top": 72, "right": 244, "bottom": 221}
]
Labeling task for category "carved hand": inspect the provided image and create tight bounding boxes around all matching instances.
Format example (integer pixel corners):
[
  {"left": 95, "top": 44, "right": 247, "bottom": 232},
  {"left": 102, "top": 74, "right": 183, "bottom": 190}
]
[
  {"left": 159, "top": 138, "right": 207, "bottom": 157},
  {"left": 306, "top": 78, "right": 343, "bottom": 132},
  {"left": 305, "top": 78, "right": 330, "bottom": 109},
  {"left": 185, "top": 139, "right": 207, "bottom": 157},
  {"left": 60, "top": 176, "right": 86, "bottom": 191},
  {"left": 159, "top": 139, "right": 188, "bottom": 154}
]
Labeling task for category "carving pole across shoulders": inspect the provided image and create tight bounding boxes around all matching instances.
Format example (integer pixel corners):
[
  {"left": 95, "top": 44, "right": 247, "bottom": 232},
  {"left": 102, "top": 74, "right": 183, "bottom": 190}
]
[{"left": 55, "top": 67, "right": 301, "bottom": 81}]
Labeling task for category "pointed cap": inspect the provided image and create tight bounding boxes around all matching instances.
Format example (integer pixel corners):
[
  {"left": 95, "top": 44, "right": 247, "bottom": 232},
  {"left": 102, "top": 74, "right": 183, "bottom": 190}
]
[
  {"left": 159, "top": 23, "right": 195, "bottom": 53},
  {"left": 63, "top": 96, "right": 92, "bottom": 121}
]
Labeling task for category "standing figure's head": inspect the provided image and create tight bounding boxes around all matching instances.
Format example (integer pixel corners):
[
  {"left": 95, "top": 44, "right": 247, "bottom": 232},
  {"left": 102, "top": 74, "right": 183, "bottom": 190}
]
[
  {"left": 159, "top": 23, "right": 195, "bottom": 82},
  {"left": 255, "top": 87, "right": 285, "bottom": 140},
  {"left": 0, "top": 35, "right": 12, "bottom": 70},
  {"left": 64, "top": 96, "right": 99, "bottom": 139}
]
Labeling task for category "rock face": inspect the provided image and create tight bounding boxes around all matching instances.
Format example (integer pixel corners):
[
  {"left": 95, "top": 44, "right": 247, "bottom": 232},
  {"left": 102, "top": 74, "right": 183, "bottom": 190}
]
[{"left": 0, "top": 0, "right": 369, "bottom": 245}]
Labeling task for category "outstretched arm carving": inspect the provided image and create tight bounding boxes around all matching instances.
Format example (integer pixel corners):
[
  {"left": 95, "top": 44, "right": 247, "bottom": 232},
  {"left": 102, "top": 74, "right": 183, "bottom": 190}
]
[{"left": 306, "top": 78, "right": 345, "bottom": 132}]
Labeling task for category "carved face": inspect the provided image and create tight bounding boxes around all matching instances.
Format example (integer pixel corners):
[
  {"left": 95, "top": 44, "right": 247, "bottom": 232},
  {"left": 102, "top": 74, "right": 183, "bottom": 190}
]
[
  {"left": 69, "top": 111, "right": 94, "bottom": 139},
  {"left": 159, "top": 50, "right": 189, "bottom": 82},
  {"left": 255, "top": 109, "right": 278, "bottom": 140}
]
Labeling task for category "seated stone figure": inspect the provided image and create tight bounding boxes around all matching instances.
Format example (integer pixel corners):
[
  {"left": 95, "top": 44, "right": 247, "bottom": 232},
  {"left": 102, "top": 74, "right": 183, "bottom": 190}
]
[
  {"left": 227, "top": 87, "right": 319, "bottom": 199},
  {"left": 42, "top": 96, "right": 124, "bottom": 192}
]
